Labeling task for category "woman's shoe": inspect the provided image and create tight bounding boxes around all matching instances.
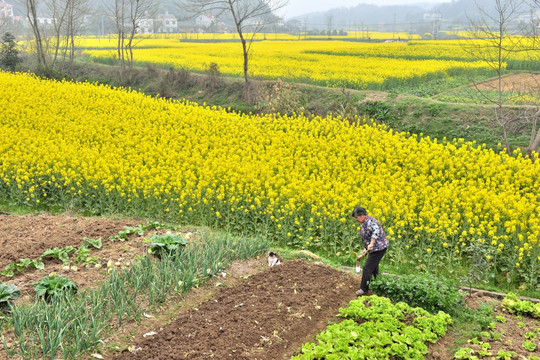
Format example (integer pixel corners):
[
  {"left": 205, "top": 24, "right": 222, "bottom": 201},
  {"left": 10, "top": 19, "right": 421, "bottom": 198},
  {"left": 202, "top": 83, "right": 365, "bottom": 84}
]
[{"left": 356, "top": 289, "right": 366, "bottom": 296}]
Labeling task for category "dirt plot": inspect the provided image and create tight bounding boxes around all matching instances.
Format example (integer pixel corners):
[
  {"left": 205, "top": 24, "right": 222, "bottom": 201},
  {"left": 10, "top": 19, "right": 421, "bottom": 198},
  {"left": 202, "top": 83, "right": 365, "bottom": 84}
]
[
  {"left": 473, "top": 73, "right": 540, "bottom": 92},
  {"left": 114, "top": 260, "right": 359, "bottom": 360},
  {"left": 0, "top": 213, "right": 140, "bottom": 269},
  {"left": 0, "top": 213, "right": 143, "bottom": 300}
]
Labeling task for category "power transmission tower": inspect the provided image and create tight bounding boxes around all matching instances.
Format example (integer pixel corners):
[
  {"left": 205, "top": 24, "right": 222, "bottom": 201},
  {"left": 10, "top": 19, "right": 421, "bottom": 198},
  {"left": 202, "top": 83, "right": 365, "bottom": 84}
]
[{"left": 432, "top": 12, "right": 441, "bottom": 40}]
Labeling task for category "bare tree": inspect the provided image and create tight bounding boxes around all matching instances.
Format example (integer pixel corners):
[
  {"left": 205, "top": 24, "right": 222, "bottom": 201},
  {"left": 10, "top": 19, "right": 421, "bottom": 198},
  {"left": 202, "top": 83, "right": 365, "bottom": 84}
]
[
  {"left": 180, "top": 0, "right": 288, "bottom": 83},
  {"left": 63, "top": 0, "right": 91, "bottom": 72},
  {"left": 47, "top": 0, "right": 70, "bottom": 67},
  {"left": 24, "top": 0, "right": 48, "bottom": 66},
  {"left": 325, "top": 14, "right": 333, "bottom": 40},
  {"left": 463, "top": 0, "right": 525, "bottom": 155},
  {"left": 44, "top": 0, "right": 90, "bottom": 71},
  {"left": 519, "top": 1, "right": 540, "bottom": 155},
  {"left": 103, "top": 0, "right": 157, "bottom": 83}
]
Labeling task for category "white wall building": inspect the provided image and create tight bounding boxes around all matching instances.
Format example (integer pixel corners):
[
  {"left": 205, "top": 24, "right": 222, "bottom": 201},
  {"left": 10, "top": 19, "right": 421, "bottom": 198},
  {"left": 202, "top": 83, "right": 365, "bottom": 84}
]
[
  {"left": 137, "top": 17, "right": 154, "bottom": 34},
  {"left": 196, "top": 14, "right": 215, "bottom": 28},
  {"left": 0, "top": 1, "right": 14, "bottom": 18},
  {"left": 156, "top": 11, "right": 177, "bottom": 33},
  {"left": 37, "top": 17, "right": 54, "bottom": 25}
]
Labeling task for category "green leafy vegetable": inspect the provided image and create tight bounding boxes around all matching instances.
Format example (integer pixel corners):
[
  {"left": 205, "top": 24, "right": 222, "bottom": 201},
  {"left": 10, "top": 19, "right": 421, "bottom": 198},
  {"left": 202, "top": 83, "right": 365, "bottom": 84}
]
[
  {"left": 82, "top": 237, "right": 102, "bottom": 249},
  {"left": 522, "top": 340, "right": 537, "bottom": 352},
  {"left": 292, "top": 295, "right": 451, "bottom": 360},
  {"left": 40, "top": 246, "right": 76, "bottom": 264},
  {"left": 2, "top": 259, "right": 44, "bottom": 277},
  {"left": 149, "top": 233, "right": 188, "bottom": 257},
  {"left": 0, "top": 283, "right": 21, "bottom": 312},
  {"left": 370, "top": 273, "right": 464, "bottom": 315},
  {"left": 34, "top": 274, "right": 77, "bottom": 300}
]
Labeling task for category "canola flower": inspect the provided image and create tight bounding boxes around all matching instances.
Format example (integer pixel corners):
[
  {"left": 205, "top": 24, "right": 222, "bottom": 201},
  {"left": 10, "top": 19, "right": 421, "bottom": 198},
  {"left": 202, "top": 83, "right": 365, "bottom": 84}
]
[
  {"left": 0, "top": 71, "right": 539, "bottom": 287},
  {"left": 80, "top": 38, "right": 498, "bottom": 90},
  {"left": 76, "top": 36, "right": 540, "bottom": 90}
]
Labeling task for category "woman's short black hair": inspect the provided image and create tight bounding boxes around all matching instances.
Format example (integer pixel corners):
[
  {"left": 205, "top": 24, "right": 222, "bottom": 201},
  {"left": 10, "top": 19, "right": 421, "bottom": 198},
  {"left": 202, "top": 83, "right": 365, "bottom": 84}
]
[{"left": 352, "top": 207, "right": 367, "bottom": 217}]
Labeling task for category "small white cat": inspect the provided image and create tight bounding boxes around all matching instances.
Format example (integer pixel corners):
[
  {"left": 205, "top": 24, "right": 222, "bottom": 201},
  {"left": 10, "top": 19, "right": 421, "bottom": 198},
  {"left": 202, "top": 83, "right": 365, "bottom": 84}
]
[{"left": 267, "top": 252, "right": 281, "bottom": 267}]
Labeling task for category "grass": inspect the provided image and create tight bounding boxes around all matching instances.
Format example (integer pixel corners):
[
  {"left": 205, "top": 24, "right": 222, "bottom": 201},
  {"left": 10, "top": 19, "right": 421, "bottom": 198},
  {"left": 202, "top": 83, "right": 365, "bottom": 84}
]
[
  {"left": 439, "top": 88, "right": 523, "bottom": 105},
  {"left": 362, "top": 96, "right": 532, "bottom": 151},
  {"left": 443, "top": 301, "right": 498, "bottom": 357},
  {"left": 0, "top": 201, "right": 40, "bottom": 216},
  {"left": 389, "top": 74, "right": 494, "bottom": 98}
]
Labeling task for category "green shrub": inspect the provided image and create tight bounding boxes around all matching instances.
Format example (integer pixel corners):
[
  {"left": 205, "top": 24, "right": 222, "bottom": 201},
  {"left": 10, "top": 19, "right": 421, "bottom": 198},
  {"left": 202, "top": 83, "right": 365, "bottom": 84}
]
[{"left": 371, "top": 273, "right": 464, "bottom": 315}]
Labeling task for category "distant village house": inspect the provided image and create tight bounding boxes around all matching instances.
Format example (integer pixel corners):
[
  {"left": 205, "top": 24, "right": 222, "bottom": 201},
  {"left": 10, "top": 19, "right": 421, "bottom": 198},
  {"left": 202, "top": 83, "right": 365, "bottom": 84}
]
[
  {"left": 0, "top": 1, "right": 14, "bottom": 18},
  {"left": 136, "top": 11, "right": 178, "bottom": 34},
  {"left": 156, "top": 11, "right": 177, "bottom": 33}
]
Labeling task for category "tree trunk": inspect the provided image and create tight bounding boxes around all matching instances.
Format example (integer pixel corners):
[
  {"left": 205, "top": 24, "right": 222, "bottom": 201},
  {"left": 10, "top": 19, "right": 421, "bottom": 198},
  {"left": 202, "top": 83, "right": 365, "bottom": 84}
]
[
  {"left": 527, "top": 109, "right": 540, "bottom": 157},
  {"left": 26, "top": 0, "right": 47, "bottom": 66},
  {"left": 241, "top": 37, "right": 249, "bottom": 83}
]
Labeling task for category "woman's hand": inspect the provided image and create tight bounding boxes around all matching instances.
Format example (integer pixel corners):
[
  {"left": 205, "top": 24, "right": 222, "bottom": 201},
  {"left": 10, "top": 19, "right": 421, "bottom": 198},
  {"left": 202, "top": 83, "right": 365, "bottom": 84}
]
[
  {"left": 357, "top": 249, "right": 368, "bottom": 260},
  {"left": 368, "top": 238, "right": 376, "bottom": 252}
]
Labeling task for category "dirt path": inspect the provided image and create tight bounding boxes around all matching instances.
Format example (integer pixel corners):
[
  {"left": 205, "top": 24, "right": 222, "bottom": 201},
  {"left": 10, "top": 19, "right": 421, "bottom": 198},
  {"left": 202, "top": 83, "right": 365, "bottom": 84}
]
[{"left": 473, "top": 73, "right": 540, "bottom": 92}]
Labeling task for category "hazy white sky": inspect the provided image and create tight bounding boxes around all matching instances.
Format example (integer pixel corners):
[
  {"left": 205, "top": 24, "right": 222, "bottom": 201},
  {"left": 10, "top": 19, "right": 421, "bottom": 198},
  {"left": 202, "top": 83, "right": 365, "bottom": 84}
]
[{"left": 281, "top": 0, "right": 453, "bottom": 18}]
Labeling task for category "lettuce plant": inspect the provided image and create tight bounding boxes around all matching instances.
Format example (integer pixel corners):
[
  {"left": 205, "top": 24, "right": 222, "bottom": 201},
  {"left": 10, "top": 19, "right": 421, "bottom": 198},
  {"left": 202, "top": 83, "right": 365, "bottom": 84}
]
[
  {"left": 34, "top": 274, "right": 77, "bottom": 300},
  {"left": 82, "top": 237, "right": 102, "bottom": 249},
  {"left": 40, "top": 246, "right": 76, "bottom": 264},
  {"left": 149, "top": 233, "right": 188, "bottom": 258},
  {"left": 522, "top": 340, "right": 537, "bottom": 352},
  {"left": 0, "top": 283, "right": 21, "bottom": 312},
  {"left": 502, "top": 293, "right": 540, "bottom": 319},
  {"left": 2, "top": 258, "right": 44, "bottom": 277}
]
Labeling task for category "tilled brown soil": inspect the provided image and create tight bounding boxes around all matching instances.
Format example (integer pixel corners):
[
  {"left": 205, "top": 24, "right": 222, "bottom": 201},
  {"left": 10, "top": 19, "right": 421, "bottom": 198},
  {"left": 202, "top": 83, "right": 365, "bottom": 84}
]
[
  {"left": 0, "top": 213, "right": 140, "bottom": 270},
  {"left": 0, "top": 213, "right": 145, "bottom": 300},
  {"left": 114, "top": 260, "right": 359, "bottom": 360}
]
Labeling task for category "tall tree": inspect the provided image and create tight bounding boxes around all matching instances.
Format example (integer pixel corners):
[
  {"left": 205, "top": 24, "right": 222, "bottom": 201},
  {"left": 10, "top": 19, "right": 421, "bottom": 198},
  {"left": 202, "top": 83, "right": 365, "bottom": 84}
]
[
  {"left": 44, "top": 0, "right": 90, "bottom": 71},
  {"left": 63, "top": 0, "right": 91, "bottom": 72},
  {"left": 518, "top": 0, "right": 540, "bottom": 155},
  {"left": 24, "top": 0, "right": 48, "bottom": 66},
  {"left": 325, "top": 14, "right": 333, "bottom": 40},
  {"left": 180, "top": 0, "right": 287, "bottom": 83},
  {"left": 104, "top": 0, "right": 157, "bottom": 83},
  {"left": 48, "top": 0, "right": 70, "bottom": 68},
  {"left": 463, "top": 0, "right": 525, "bottom": 155}
]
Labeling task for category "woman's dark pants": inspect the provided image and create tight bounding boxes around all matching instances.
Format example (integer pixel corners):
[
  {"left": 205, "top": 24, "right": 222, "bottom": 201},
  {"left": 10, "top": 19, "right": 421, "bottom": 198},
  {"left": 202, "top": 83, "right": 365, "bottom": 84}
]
[{"left": 360, "top": 248, "right": 387, "bottom": 292}]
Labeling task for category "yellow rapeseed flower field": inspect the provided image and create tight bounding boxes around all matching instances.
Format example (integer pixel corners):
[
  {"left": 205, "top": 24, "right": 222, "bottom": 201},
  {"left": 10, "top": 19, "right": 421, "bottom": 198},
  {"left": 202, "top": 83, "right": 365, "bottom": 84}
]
[
  {"left": 0, "top": 71, "right": 538, "bottom": 286},
  {"left": 80, "top": 38, "right": 497, "bottom": 89}
]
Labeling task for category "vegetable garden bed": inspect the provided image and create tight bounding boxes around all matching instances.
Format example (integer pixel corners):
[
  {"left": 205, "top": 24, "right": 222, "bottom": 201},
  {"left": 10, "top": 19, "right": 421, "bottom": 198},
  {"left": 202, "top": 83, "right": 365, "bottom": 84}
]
[{"left": 0, "top": 213, "right": 539, "bottom": 360}]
